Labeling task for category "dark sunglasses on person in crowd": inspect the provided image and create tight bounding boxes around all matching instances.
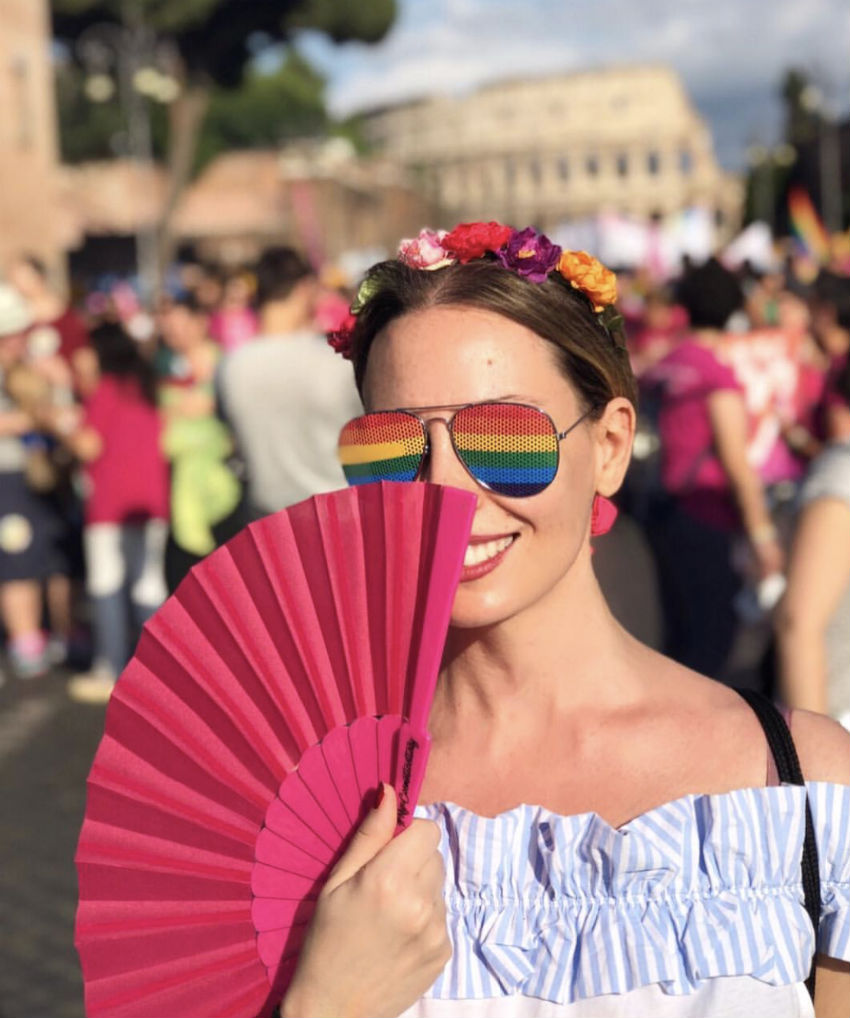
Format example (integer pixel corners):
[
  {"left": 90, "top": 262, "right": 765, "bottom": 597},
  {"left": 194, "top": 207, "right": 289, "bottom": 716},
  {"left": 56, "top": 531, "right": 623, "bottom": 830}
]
[{"left": 338, "top": 401, "right": 594, "bottom": 498}]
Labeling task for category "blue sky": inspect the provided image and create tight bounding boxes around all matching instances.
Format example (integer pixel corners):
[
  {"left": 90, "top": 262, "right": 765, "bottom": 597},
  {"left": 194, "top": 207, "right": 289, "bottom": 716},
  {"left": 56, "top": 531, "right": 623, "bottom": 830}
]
[{"left": 296, "top": 0, "right": 850, "bottom": 170}]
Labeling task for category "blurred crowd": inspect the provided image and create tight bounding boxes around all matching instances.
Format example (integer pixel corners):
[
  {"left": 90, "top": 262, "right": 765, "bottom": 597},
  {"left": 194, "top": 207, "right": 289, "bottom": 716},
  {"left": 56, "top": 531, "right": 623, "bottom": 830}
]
[
  {"left": 0, "top": 248, "right": 359, "bottom": 702},
  {"left": 0, "top": 242, "right": 848, "bottom": 729}
]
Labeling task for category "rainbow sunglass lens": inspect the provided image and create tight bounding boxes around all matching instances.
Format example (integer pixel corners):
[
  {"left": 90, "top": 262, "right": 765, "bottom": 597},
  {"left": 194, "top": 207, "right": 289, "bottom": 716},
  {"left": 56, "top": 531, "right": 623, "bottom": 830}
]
[
  {"left": 452, "top": 403, "right": 559, "bottom": 497},
  {"left": 338, "top": 403, "right": 560, "bottom": 496},
  {"left": 338, "top": 412, "right": 426, "bottom": 485}
]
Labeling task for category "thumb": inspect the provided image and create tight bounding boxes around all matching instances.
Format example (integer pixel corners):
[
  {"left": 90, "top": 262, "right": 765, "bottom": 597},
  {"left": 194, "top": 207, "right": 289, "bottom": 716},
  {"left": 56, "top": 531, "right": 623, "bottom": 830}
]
[{"left": 323, "top": 783, "right": 398, "bottom": 892}]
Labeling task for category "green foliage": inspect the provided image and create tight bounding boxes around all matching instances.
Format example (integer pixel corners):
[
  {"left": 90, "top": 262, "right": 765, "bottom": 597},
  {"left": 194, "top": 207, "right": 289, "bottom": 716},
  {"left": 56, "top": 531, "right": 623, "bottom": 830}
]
[
  {"left": 51, "top": 0, "right": 396, "bottom": 87},
  {"left": 193, "top": 50, "right": 330, "bottom": 171},
  {"left": 55, "top": 58, "right": 167, "bottom": 161},
  {"left": 55, "top": 45, "right": 370, "bottom": 171}
]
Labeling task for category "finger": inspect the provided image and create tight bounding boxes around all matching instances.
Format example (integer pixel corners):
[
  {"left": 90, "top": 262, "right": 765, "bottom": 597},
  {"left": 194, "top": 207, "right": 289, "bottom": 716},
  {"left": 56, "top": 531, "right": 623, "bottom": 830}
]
[
  {"left": 371, "top": 817, "right": 442, "bottom": 875},
  {"left": 323, "top": 783, "right": 398, "bottom": 892}
]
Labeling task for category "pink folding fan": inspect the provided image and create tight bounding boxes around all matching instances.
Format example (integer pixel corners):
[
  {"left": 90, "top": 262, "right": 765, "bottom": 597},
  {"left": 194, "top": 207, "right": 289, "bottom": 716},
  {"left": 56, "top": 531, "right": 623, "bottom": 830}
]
[{"left": 75, "top": 481, "right": 476, "bottom": 1018}]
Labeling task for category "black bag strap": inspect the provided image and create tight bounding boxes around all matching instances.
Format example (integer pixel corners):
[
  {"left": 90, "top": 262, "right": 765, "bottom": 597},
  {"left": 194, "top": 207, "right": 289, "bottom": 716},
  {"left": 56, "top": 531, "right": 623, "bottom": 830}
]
[{"left": 736, "top": 688, "right": 820, "bottom": 1001}]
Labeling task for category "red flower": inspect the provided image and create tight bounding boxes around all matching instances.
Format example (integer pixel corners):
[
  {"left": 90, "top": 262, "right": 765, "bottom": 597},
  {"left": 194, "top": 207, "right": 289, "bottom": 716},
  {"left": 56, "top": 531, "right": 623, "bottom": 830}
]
[
  {"left": 443, "top": 221, "right": 513, "bottom": 263},
  {"left": 327, "top": 312, "right": 356, "bottom": 359}
]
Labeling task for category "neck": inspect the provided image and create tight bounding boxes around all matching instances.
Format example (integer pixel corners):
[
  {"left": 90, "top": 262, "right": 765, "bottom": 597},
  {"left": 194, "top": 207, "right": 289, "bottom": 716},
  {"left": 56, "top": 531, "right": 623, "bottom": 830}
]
[
  {"left": 432, "top": 543, "right": 643, "bottom": 743},
  {"left": 260, "top": 300, "right": 308, "bottom": 336}
]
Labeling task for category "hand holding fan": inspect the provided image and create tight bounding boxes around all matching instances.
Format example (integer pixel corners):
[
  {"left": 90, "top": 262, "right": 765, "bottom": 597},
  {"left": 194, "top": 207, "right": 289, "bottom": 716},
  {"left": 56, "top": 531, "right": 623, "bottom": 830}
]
[{"left": 75, "top": 481, "right": 475, "bottom": 1017}]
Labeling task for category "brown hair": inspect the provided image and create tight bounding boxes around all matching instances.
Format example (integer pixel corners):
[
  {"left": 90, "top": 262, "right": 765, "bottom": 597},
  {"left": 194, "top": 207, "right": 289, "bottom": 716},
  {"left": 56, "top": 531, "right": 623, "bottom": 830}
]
[{"left": 348, "top": 258, "right": 637, "bottom": 414}]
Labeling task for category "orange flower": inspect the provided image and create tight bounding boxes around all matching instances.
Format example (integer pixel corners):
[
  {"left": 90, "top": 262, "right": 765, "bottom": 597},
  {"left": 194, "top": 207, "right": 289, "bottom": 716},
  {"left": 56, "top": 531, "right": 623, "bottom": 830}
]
[{"left": 556, "top": 250, "right": 618, "bottom": 311}]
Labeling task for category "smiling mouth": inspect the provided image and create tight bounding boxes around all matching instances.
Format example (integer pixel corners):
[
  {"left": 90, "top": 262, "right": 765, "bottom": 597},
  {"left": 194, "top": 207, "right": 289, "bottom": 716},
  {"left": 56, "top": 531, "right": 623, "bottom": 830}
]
[{"left": 463, "top": 534, "right": 516, "bottom": 568}]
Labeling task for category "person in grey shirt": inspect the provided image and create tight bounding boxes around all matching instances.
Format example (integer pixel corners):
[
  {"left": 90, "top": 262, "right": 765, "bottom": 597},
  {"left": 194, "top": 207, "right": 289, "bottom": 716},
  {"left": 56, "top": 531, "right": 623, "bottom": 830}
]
[{"left": 216, "top": 247, "right": 362, "bottom": 519}]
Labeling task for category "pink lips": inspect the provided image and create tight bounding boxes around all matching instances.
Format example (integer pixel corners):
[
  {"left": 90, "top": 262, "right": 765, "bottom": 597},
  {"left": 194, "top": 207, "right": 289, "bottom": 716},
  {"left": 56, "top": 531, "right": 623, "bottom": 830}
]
[{"left": 459, "top": 534, "right": 517, "bottom": 583}]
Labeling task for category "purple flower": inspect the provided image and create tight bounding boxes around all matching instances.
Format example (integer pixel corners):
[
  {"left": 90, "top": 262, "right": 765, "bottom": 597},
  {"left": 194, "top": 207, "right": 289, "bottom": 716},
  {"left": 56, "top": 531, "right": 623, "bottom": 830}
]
[{"left": 497, "top": 227, "right": 561, "bottom": 282}]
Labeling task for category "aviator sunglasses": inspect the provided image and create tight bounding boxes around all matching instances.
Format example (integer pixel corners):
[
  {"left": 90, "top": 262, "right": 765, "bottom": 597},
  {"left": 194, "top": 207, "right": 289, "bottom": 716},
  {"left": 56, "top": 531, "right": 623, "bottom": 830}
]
[{"left": 338, "top": 401, "right": 594, "bottom": 498}]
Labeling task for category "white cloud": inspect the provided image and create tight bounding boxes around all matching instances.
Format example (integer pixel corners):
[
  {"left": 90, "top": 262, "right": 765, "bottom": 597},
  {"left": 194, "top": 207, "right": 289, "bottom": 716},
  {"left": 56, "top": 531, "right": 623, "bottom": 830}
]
[{"left": 297, "top": 0, "right": 849, "bottom": 164}]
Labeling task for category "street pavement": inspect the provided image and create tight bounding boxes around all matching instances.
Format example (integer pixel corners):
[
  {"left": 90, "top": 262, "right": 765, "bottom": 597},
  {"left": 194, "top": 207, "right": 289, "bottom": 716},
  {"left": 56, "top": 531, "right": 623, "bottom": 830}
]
[{"left": 0, "top": 666, "right": 104, "bottom": 1018}]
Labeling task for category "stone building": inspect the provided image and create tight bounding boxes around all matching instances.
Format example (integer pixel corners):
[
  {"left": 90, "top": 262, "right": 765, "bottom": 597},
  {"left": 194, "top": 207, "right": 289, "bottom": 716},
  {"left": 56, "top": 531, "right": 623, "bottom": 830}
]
[
  {"left": 59, "top": 141, "right": 438, "bottom": 283},
  {"left": 361, "top": 64, "right": 742, "bottom": 240},
  {"left": 0, "top": 0, "right": 63, "bottom": 279}
]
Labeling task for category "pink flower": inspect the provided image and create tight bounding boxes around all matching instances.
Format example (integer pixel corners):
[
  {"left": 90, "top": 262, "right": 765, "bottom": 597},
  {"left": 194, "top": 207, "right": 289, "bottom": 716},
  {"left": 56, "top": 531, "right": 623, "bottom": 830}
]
[{"left": 398, "top": 229, "right": 455, "bottom": 270}]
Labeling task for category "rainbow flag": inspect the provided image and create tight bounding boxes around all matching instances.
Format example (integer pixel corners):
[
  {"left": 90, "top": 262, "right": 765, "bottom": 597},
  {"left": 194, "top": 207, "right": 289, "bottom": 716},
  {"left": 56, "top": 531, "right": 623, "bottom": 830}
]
[{"left": 788, "top": 188, "right": 831, "bottom": 263}]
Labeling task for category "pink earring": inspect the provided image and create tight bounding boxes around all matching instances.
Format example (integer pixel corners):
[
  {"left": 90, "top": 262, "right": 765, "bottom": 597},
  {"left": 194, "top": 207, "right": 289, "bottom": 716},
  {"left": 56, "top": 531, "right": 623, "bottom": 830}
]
[{"left": 590, "top": 495, "right": 618, "bottom": 537}]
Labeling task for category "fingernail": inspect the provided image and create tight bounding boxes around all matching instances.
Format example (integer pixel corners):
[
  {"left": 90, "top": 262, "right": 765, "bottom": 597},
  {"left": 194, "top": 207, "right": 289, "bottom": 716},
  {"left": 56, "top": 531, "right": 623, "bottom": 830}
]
[{"left": 373, "top": 783, "right": 385, "bottom": 810}]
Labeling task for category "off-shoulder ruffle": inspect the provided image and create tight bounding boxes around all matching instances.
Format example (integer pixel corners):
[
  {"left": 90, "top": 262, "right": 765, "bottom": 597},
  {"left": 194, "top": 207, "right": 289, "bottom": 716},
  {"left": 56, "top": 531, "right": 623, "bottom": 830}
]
[{"left": 414, "top": 782, "right": 850, "bottom": 1004}]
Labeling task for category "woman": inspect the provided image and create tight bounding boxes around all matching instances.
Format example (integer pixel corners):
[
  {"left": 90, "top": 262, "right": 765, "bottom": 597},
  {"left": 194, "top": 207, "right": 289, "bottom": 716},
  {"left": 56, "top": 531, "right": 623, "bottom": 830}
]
[
  {"left": 44, "top": 321, "right": 170, "bottom": 703},
  {"left": 777, "top": 358, "right": 850, "bottom": 730},
  {"left": 282, "top": 225, "right": 848, "bottom": 1018},
  {"left": 644, "top": 258, "right": 783, "bottom": 683}
]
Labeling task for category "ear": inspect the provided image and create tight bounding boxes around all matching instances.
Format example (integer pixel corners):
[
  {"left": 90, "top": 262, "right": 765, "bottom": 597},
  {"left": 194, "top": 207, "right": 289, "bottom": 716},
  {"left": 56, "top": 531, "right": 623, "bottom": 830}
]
[{"left": 593, "top": 397, "right": 635, "bottom": 497}]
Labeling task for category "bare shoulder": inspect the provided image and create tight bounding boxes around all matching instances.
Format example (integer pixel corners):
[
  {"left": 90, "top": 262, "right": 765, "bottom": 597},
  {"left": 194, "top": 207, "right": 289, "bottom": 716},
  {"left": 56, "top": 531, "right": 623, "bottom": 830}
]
[
  {"left": 790, "top": 709, "right": 850, "bottom": 784},
  {"left": 632, "top": 645, "right": 772, "bottom": 785}
]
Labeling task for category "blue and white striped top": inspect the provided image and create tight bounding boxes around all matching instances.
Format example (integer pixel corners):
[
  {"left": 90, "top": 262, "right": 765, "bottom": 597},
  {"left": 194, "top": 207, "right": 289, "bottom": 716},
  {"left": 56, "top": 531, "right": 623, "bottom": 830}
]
[{"left": 402, "top": 782, "right": 849, "bottom": 1018}]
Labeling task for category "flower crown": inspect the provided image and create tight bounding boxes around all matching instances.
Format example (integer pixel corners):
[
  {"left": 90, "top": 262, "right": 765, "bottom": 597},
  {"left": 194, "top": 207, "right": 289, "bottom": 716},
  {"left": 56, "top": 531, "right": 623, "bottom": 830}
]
[{"left": 327, "top": 221, "right": 620, "bottom": 359}]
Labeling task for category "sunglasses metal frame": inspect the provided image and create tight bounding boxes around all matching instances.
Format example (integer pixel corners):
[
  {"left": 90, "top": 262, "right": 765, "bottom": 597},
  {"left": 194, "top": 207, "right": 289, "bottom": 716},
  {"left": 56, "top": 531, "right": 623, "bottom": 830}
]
[{"left": 341, "top": 400, "right": 596, "bottom": 497}]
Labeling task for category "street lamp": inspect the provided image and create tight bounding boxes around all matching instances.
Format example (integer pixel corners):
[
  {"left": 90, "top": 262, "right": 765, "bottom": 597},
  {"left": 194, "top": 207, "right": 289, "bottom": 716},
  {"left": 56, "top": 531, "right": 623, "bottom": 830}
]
[{"left": 77, "top": 11, "right": 180, "bottom": 306}]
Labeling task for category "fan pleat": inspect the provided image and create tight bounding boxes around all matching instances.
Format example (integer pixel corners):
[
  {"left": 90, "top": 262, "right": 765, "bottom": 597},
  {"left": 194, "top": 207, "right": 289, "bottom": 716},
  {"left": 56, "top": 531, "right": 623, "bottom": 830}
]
[
  {"left": 263, "top": 796, "right": 337, "bottom": 859},
  {"left": 78, "top": 825, "right": 252, "bottom": 887},
  {"left": 76, "top": 482, "right": 478, "bottom": 1017},
  {"left": 286, "top": 497, "right": 364, "bottom": 722},
  {"left": 407, "top": 485, "right": 475, "bottom": 727},
  {"left": 82, "top": 786, "right": 254, "bottom": 863},
  {"left": 196, "top": 540, "right": 344, "bottom": 743},
  {"left": 254, "top": 828, "right": 329, "bottom": 879},
  {"left": 346, "top": 714, "right": 381, "bottom": 802},
  {"left": 88, "top": 741, "right": 259, "bottom": 846},
  {"left": 86, "top": 949, "right": 266, "bottom": 1017},
  {"left": 239, "top": 519, "right": 357, "bottom": 736},
  {"left": 251, "top": 896, "right": 315, "bottom": 931},
  {"left": 159, "top": 577, "right": 318, "bottom": 769},
  {"left": 257, "top": 925, "right": 307, "bottom": 968},
  {"left": 133, "top": 619, "right": 295, "bottom": 788},
  {"left": 377, "top": 713, "right": 400, "bottom": 786},
  {"left": 289, "top": 733, "right": 352, "bottom": 832},
  {"left": 392, "top": 485, "right": 424, "bottom": 708},
  {"left": 319, "top": 724, "right": 361, "bottom": 822},
  {"left": 82, "top": 919, "right": 257, "bottom": 979},
  {"left": 312, "top": 490, "right": 375, "bottom": 717},
  {"left": 271, "top": 769, "right": 345, "bottom": 844},
  {"left": 77, "top": 897, "right": 247, "bottom": 933},
  {"left": 105, "top": 686, "right": 272, "bottom": 816},
  {"left": 251, "top": 863, "right": 321, "bottom": 899}
]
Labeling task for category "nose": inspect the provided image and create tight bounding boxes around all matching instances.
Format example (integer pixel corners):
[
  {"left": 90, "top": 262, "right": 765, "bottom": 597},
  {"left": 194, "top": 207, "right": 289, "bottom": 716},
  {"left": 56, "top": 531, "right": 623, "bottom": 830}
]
[{"left": 419, "top": 418, "right": 479, "bottom": 495}]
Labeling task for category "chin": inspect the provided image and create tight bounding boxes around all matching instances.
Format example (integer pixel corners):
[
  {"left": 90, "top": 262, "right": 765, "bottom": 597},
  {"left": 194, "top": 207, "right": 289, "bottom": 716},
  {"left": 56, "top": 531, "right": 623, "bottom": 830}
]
[{"left": 448, "top": 539, "right": 584, "bottom": 630}]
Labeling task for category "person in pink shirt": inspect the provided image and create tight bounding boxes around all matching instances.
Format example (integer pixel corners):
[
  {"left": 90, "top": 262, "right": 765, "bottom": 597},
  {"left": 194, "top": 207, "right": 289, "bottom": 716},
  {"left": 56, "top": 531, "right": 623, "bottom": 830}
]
[
  {"left": 645, "top": 259, "right": 782, "bottom": 684},
  {"left": 207, "top": 271, "right": 259, "bottom": 354},
  {"left": 45, "top": 321, "right": 169, "bottom": 703}
]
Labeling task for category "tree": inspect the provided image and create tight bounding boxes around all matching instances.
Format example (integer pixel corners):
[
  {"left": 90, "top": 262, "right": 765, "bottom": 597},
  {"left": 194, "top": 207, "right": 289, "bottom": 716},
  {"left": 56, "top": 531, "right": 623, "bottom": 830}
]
[
  {"left": 195, "top": 50, "right": 331, "bottom": 172},
  {"left": 51, "top": 0, "right": 396, "bottom": 285},
  {"left": 57, "top": 48, "right": 338, "bottom": 171}
]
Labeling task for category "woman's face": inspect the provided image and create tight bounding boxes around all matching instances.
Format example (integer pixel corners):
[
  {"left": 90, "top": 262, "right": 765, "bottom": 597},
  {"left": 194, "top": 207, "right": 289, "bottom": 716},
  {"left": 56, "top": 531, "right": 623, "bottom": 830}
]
[{"left": 363, "top": 304, "right": 626, "bottom": 629}]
